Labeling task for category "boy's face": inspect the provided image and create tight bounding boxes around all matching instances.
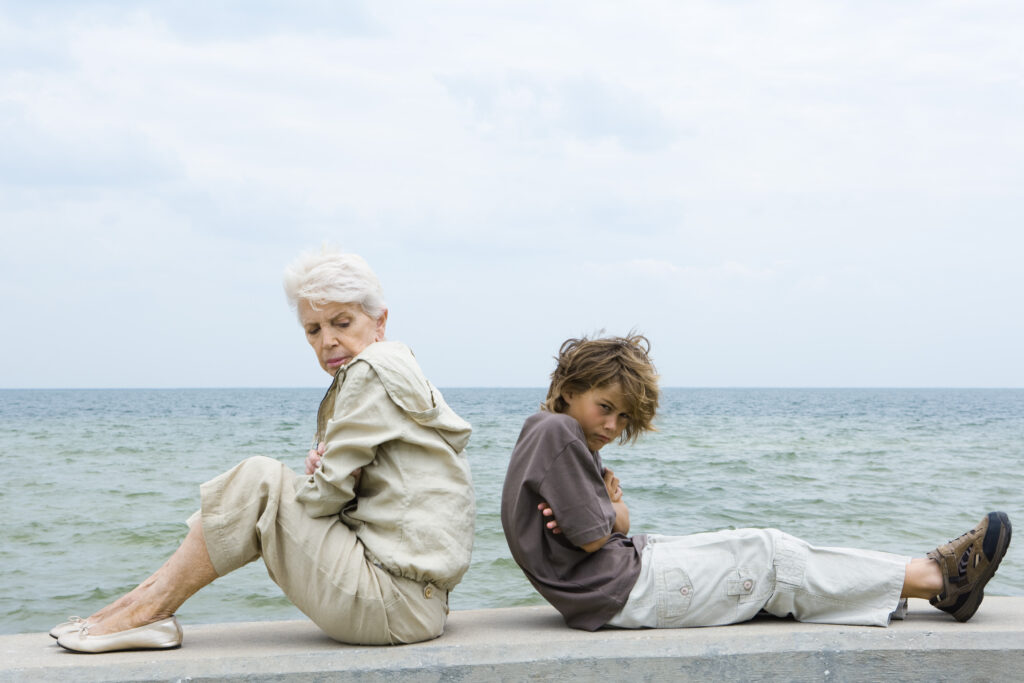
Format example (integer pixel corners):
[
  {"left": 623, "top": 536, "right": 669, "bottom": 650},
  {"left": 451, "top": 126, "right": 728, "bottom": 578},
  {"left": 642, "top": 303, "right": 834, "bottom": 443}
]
[{"left": 563, "top": 383, "right": 630, "bottom": 452}]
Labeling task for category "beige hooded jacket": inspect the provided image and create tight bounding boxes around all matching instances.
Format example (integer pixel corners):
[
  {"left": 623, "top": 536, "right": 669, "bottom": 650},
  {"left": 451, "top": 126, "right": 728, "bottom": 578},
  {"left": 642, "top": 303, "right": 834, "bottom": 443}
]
[{"left": 295, "top": 341, "right": 475, "bottom": 591}]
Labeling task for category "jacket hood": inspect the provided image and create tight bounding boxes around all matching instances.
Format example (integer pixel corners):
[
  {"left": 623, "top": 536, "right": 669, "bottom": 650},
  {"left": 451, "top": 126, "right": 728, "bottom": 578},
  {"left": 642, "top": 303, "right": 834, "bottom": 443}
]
[{"left": 353, "top": 342, "right": 472, "bottom": 452}]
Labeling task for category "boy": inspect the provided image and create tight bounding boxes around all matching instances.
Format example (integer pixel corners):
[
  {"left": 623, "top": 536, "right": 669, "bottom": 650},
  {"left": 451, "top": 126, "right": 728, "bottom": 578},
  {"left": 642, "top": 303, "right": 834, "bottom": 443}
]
[{"left": 500, "top": 335, "right": 1012, "bottom": 631}]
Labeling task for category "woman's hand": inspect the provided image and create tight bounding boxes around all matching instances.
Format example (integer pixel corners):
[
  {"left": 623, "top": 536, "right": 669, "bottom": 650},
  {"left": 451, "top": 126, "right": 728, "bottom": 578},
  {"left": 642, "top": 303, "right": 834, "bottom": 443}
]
[
  {"left": 306, "top": 441, "right": 363, "bottom": 485},
  {"left": 603, "top": 467, "right": 623, "bottom": 503},
  {"left": 538, "top": 502, "right": 561, "bottom": 534},
  {"left": 305, "top": 442, "right": 326, "bottom": 475}
]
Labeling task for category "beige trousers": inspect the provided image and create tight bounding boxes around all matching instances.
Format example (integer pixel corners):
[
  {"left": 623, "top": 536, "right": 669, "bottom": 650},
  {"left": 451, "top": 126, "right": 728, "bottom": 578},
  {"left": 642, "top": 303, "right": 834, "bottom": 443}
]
[{"left": 190, "top": 456, "right": 448, "bottom": 645}]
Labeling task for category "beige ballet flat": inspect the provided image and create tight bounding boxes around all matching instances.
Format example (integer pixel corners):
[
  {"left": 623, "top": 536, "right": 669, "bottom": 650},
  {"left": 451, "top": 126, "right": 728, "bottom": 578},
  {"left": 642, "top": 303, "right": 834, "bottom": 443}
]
[
  {"left": 56, "top": 616, "right": 183, "bottom": 653},
  {"left": 49, "top": 616, "right": 87, "bottom": 639}
]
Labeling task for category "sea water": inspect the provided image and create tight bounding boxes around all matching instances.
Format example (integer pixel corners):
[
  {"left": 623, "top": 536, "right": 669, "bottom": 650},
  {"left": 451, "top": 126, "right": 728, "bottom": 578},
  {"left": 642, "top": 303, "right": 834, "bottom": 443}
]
[{"left": 1, "top": 387, "right": 1021, "bottom": 635}]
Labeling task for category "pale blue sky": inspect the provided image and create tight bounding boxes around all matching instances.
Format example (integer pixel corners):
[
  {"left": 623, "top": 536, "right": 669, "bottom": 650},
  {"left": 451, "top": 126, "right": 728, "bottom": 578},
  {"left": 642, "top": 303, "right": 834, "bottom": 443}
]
[{"left": 2, "top": 1, "right": 1022, "bottom": 388}]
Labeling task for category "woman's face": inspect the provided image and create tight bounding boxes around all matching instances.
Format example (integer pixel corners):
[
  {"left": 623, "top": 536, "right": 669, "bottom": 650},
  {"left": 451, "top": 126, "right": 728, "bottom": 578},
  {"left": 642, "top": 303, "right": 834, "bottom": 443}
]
[{"left": 298, "top": 300, "right": 388, "bottom": 375}]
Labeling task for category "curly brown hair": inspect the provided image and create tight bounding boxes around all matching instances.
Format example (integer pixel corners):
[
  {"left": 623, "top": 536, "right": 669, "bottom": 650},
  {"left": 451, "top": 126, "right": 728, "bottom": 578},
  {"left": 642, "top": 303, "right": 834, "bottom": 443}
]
[{"left": 543, "top": 334, "right": 659, "bottom": 443}]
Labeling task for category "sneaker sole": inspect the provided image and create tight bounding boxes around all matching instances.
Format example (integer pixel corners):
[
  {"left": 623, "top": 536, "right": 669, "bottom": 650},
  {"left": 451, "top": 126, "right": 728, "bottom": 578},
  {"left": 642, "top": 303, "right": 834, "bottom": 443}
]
[{"left": 949, "top": 511, "right": 1012, "bottom": 622}]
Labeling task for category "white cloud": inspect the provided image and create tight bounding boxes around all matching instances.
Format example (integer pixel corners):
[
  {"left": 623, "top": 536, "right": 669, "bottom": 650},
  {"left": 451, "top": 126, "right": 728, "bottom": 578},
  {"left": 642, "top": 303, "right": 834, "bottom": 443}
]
[{"left": 1, "top": 1, "right": 1022, "bottom": 387}]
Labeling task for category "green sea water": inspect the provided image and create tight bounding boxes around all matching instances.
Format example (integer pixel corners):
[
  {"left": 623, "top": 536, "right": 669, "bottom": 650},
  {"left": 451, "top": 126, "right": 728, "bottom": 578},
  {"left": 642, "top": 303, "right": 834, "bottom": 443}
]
[{"left": 1, "top": 387, "right": 1021, "bottom": 635}]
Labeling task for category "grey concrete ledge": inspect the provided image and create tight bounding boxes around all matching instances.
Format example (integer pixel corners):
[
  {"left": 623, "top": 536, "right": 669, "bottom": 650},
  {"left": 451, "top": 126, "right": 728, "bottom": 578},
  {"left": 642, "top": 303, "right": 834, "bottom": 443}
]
[{"left": 2, "top": 597, "right": 1022, "bottom": 682}]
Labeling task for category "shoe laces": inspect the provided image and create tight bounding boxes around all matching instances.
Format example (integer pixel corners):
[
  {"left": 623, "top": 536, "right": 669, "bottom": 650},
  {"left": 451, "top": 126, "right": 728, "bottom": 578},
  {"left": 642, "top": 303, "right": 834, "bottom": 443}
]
[{"left": 945, "top": 523, "right": 981, "bottom": 547}]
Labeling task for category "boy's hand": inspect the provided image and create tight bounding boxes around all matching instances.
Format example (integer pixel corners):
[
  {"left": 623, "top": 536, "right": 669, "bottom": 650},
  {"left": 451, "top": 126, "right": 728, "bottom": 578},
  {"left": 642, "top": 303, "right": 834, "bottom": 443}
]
[
  {"left": 603, "top": 468, "right": 623, "bottom": 503},
  {"left": 538, "top": 502, "right": 562, "bottom": 534}
]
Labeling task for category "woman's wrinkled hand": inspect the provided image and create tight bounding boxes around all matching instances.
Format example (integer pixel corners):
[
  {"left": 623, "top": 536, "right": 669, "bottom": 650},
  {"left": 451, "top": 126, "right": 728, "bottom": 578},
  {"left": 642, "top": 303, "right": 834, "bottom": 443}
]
[
  {"left": 305, "top": 442, "right": 362, "bottom": 486},
  {"left": 305, "top": 442, "right": 326, "bottom": 475},
  {"left": 538, "top": 501, "right": 561, "bottom": 534}
]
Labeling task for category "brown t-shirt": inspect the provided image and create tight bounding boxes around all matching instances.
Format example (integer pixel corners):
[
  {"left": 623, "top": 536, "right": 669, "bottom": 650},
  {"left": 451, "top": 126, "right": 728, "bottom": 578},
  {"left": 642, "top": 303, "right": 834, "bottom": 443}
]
[{"left": 501, "top": 411, "right": 646, "bottom": 630}]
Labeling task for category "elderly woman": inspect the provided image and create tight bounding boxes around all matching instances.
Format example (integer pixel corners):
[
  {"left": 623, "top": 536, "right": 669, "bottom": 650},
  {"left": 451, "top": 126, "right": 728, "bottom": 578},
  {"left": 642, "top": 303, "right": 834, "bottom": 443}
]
[{"left": 52, "top": 249, "right": 475, "bottom": 652}]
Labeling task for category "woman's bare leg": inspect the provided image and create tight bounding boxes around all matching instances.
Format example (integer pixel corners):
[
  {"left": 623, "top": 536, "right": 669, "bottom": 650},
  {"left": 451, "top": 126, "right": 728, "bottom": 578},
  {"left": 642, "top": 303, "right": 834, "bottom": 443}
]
[
  {"left": 901, "top": 557, "right": 943, "bottom": 599},
  {"left": 83, "top": 522, "right": 219, "bottom": 635}
]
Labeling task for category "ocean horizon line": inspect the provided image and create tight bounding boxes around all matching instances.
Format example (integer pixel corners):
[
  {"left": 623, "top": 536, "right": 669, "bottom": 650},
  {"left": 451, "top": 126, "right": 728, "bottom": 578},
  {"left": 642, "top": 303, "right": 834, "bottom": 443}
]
[{"left": 2, "top": 385, "right": 1023, "bottom": 391}]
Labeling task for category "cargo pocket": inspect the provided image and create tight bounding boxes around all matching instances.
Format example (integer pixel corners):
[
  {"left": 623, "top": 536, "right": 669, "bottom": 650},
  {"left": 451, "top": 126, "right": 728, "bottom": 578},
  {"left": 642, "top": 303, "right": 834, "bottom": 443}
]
[
  {"left": 727, "top": 571, "right": 763, "bottom": 604},
  {"left": 383, "top": 573, "right": 447, "bottom": 644},
  {"left": 655, "top": 563, "right": 694, "bottom": 628},
  {"left": 774, "top": 532, "right": 808, "bottom": 588}
]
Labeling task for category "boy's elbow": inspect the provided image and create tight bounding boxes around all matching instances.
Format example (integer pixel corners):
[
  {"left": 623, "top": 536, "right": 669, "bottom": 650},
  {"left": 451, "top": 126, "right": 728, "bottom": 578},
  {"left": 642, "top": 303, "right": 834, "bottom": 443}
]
[{"left": 579, "top": 534, "right": 611, "bottom": 553}]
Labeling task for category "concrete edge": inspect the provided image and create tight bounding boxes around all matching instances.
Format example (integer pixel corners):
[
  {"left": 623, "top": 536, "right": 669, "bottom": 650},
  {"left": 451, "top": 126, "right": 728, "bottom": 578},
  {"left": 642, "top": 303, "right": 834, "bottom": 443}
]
[{"left": 2, "top": 597, "right": 1022, "bottom": 682}]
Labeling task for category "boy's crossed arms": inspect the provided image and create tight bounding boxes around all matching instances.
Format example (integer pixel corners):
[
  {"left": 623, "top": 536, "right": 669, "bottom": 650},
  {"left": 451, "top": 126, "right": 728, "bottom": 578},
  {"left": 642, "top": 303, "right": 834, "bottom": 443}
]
[{"left": 539, "top": 466, "right": 627, "bottom": 552}]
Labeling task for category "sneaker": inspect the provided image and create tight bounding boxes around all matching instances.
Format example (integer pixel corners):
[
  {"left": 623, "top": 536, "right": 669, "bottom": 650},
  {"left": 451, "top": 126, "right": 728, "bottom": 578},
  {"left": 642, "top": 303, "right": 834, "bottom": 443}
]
[{"left": 927, "top": 511, "right": 1012, "bottom": 622}]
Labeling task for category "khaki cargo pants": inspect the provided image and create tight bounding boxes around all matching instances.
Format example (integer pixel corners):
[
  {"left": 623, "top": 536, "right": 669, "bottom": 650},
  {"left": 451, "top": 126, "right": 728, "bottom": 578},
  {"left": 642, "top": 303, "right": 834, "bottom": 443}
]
[{"left": 189, "top": 455, "right": 448, "bottom": 644}]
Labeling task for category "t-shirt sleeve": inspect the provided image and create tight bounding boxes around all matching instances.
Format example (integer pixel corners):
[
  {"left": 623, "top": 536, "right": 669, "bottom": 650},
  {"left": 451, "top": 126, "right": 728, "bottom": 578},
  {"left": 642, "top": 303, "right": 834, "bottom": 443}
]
[
  {"left": 294, "top": 361, "right": 404, "bottom": 518},
  {"left": 536, "top": 441, "right": 616, "bottom": 548}
]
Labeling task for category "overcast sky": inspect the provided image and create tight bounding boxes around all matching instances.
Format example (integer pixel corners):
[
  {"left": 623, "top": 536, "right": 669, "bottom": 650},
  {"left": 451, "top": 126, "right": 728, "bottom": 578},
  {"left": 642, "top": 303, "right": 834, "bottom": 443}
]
[{"left": 2, "top": 1, "right": 1022, "bottom": 389}]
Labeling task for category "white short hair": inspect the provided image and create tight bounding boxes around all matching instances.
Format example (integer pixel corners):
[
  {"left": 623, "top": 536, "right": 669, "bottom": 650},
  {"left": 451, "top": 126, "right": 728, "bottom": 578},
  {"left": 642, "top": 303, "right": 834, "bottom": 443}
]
[{"left": 282, "top": 247, "right": 387, "bottom": 319}]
